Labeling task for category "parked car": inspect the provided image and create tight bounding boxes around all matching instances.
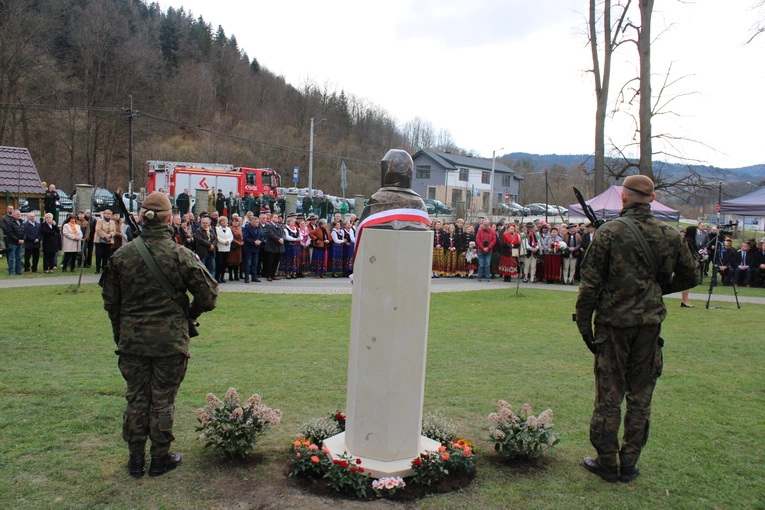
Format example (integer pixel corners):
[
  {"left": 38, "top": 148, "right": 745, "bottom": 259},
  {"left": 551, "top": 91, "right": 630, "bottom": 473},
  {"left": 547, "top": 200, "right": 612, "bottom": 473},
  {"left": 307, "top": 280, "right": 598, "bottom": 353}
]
[
  {"left": 424, "top": 199, "right": 453, "bottom": 215},
  {"left": 93, "top": 188, "right": 116, "bottom": 212},
  {"left": 497, "top": 203, "right": 529, "bottom": 216},
  {"left": 19, "top": 191, "right": 72, "bottom": 213},
  {"left": 524, "top": 204, "right": 548, "bottom": 215}
]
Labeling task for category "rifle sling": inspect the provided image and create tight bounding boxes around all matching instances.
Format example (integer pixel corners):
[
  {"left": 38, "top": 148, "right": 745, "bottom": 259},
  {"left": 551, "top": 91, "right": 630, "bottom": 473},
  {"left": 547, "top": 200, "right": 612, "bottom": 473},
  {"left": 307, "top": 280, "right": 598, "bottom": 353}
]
[
  {"left": 133, "top": 236, "right": 188, "bottom": 315},
  {"left": 614, "top": 217, "right": 658, "bottom": 277}
]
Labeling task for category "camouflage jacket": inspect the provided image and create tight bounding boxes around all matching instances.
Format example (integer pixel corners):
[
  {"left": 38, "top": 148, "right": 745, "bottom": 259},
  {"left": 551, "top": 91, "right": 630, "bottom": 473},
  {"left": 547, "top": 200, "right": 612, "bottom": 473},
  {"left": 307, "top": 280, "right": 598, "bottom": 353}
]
[
  {"left": 101, "top": 223, "right": 218, "bottom": 357},
  {"left": 576, "top": 202, "right": 698, "bottom": 334}
]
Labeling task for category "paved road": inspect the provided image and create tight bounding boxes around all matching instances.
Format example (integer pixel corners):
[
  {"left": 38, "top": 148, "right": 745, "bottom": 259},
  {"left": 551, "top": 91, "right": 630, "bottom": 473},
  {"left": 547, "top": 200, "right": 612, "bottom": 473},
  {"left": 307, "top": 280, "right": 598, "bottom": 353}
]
[{"left": 2, "top": 272, "right": 763, "bottom": 305}]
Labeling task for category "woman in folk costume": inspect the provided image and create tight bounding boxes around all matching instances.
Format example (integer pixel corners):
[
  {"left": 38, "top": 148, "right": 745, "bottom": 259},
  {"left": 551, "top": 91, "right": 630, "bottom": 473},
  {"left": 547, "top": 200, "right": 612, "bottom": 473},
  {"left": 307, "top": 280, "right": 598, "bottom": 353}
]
[
  {"left": 499, "top": 223, "right": 521, "bottom": 282},
  {"left": 297, "top": 217, "right": 311, "bottom": 277},
  {"left": 490, "top": 223, "right": 502, "bottom": 278},
  {"left": 281, "top": 215, "right": 300, "bottom": 279},
  {"left": 309, "top": 218, "right": 331, "bottom": 277},
  {"left": 455, "top": 220, "right": 468, "bottom": 277},
  {"left": 442, "top": 223, "right": 459, "bottom": 277},
  {"left": 341, "top": 219, "right": 356, "bottom": 277},
  {"left": 463, "top": 224, "right": 477, "bottom": 278},
  {"left": 544, "top": 226, "right": 565, "bottom": 283},
  {"left": 329, "top": 220, "right": 346, "bottom": 277},
  {"left": 431, "top": 220, "right": 445, "bottom": 278},
  {"left": 523, "top": 223, "right": 541, "bottom": 283}
]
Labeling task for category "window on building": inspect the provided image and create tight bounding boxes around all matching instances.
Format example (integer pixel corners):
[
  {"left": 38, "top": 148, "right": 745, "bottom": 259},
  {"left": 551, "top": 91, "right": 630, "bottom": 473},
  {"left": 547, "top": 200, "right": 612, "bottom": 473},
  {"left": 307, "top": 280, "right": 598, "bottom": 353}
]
[
  {"left": 427, "top": 187, "right": 436, "bottom": 200},
  {"left": 501, "top": 175, "right": 512, "bottom": 187},
  {"left": 415, "top": 165, "right": 431, "bottom": 179},
  {"left": 451, "top": 189, "right": 462, "bottom": 207},
  {"left": 458, "top": 168, "right": 469, "bottom": 182},
  {"left": 482, "top": 171, "right": 490, "bottom": 184}
]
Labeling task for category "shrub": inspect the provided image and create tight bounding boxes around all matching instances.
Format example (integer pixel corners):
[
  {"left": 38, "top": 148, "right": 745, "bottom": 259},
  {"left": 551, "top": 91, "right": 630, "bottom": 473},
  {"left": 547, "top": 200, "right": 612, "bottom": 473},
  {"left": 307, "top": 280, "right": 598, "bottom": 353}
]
[
  {"left": 329, "top": 410, "right": 346, "bottom": 432},
  {"left": 421, "top": 411, "right": 458, "bottom": 445},
  {"left": 410, "top": 440, "right": 476, "bottom": 487},
  {"left": 488, "top": 401, "right": 560, "bottom": 460},
  {"left": 196, "top": 388, "right": 282, "bottom": 458},
  {"left": 297, "top": 417, "right": 341, "bottom": 445}
]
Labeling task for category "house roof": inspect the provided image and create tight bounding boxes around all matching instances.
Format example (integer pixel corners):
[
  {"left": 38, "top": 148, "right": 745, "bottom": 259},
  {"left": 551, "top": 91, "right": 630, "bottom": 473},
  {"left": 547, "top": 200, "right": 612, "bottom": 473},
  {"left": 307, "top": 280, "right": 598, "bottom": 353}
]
[
  {"left": 0, "top": 146, "right": 44, "bottom": 195},
  {"left": 413, "top": 150, "right": 518, "bottom": 175}
]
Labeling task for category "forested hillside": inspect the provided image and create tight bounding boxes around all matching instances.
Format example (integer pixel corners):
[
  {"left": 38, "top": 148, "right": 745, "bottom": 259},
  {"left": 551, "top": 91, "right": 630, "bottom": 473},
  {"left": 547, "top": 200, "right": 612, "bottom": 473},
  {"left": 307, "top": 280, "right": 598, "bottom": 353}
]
[{"left": 0, "top": 0, "right": 462, "bottom": 196}]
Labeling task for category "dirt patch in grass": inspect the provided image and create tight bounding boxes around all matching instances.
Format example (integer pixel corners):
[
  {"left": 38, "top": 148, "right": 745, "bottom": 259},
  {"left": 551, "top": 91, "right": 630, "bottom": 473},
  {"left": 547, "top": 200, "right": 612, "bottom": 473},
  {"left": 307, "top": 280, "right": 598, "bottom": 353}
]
[{"left": 206, "top": 458, "right": 475, "bottom": 509}]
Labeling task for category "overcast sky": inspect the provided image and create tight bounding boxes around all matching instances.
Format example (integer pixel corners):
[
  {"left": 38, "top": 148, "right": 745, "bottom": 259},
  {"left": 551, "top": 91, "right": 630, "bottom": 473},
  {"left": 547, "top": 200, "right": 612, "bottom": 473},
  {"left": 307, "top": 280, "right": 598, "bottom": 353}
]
[{"left": 160, "top": 0, "right": 764, "bottom": 169}]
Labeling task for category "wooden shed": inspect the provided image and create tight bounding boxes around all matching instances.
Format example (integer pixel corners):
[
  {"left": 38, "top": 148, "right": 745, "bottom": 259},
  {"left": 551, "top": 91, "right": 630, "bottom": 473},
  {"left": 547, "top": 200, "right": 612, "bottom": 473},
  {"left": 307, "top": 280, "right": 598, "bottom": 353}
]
[{"left": 0, "top": 146, "right": 44, "bottom": 210}]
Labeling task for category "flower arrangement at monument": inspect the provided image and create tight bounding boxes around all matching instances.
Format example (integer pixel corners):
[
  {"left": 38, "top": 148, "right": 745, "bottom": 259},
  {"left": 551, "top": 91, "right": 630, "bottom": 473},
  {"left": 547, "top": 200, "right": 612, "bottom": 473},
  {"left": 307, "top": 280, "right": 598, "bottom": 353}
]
[
  {"left": 290, "top": 410, "right": 476, "bottom": 500},
  {"left": 196, "top": 388, "right": 282, "bottom": 458},
  {"left": 488, "top": 400, "right": 560, "bottom": 460}
]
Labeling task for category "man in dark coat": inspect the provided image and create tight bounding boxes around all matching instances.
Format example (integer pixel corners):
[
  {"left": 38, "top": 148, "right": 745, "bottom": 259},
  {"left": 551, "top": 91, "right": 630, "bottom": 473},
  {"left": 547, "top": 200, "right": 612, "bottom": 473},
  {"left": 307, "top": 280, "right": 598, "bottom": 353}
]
[
  {"left": 4, "top": 209, "right": 25, "bottom": 275},
  {"left": 101, "top": 192, "right": 217, "bottom": 478},
  {"left": 175, "top": 189, "right": 190, "bottom": 217},
  {"left": 262, "top": 214, "right": 284, "bottom": 281},
  {"left": 44, "top": 184, "right": 60, "bottom": 222},
  {"left": 302, "top": 194, "right": 313, "bottom": 216},
  {"left": 215, "top": 190, "right": 226, "bottom": 217},
  {"left": 23, "top": 212, "right": 41, "bottom": 273}
]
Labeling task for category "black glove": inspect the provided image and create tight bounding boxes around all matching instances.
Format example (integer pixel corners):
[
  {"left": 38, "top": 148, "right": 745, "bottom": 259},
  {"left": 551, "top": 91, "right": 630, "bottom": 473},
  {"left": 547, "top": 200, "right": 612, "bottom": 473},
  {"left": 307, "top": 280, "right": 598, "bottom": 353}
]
[{"left": 582, "top": 332, "right": 597, "bottom": 355}]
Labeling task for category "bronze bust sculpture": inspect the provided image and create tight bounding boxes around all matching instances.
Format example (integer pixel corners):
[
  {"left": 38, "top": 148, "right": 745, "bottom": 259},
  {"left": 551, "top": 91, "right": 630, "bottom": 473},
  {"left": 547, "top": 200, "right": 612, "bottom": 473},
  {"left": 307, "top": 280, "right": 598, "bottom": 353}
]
[{"left": 359, "top": 149, "right": 428, "bottom": 230}]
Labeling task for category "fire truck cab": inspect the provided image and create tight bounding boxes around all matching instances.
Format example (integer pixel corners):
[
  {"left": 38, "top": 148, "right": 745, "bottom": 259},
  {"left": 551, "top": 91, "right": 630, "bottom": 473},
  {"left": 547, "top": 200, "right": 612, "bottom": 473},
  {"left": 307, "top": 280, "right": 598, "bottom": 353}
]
[{"left": 146, "top": 161, "right": 280, "bottom": 206}]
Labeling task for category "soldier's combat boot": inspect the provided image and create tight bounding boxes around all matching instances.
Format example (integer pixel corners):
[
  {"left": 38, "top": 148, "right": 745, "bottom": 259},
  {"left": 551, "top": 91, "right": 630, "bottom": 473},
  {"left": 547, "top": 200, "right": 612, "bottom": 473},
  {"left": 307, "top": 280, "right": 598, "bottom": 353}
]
[
  {"left": 620, "top": 464, "right": 640, "bottom": 483},
  {"left": 582, "top": 456, "right": 618, "bottom": 483},
  {"left": 128, "top": 453, "right": 145, "bottom": 478},
  {"left": 149, "top": 452, "right": 183, "bottom": 477}
]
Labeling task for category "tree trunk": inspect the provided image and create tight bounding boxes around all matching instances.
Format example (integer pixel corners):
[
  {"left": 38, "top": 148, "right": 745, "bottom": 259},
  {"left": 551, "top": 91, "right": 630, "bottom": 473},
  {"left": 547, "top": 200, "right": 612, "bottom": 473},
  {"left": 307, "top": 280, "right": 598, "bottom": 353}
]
[
  {"left": 638, "top": 0, "right": 654, "bottom": 178},
  {"left": 590, "top": 0, "right": 612, "bottom": 195}
]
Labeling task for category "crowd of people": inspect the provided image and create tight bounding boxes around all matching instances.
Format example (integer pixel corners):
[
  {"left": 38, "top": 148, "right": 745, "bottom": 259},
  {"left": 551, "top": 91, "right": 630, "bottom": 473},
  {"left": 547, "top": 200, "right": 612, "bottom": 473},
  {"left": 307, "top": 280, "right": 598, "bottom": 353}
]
[
  {"left": 3, "top": 201, "right": 765, "bottom": 290},
  {"left": 429, "top": 217, "right": 597, "bottom": 284}
]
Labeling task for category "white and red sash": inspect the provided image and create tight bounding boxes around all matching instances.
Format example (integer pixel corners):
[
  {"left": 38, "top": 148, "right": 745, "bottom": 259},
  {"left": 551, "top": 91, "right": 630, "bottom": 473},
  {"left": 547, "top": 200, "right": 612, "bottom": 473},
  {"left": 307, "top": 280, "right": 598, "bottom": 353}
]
[{"left": 353, "top": 208, "right": 431, "bottom": 261}]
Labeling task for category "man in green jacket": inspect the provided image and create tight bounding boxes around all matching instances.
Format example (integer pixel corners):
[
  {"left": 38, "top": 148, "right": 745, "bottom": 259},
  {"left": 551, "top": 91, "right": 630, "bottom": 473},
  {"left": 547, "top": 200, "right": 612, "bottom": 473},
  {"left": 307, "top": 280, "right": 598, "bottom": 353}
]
[
  {"left": 101, "top": 192, "right": 218, "bottom": 478},
  {"left": 576, "top": 175, "right": 698, "bottom": 483}
]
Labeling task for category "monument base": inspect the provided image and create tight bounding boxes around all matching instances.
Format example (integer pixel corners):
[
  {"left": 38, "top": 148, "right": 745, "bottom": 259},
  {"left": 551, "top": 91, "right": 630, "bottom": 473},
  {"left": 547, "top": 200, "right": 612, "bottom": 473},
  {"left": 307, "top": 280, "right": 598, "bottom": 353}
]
[{"left": 323, "top": 432, "right": 441, "bottom": 479}]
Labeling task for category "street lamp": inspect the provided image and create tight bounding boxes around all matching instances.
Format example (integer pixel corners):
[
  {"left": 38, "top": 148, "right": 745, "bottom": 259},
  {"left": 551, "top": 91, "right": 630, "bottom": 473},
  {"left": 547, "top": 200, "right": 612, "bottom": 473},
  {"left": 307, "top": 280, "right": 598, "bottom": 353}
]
[
  {"left": 308, "top": 117, "right": 326, "bottom": 197},
  {"left": 489, "top": 147, "right": 504, "bottom": 212}
]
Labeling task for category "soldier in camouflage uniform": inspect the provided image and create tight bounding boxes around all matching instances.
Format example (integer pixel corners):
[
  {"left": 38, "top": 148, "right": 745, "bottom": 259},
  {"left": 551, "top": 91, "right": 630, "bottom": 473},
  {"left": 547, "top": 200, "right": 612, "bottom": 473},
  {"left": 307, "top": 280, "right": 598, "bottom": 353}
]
[
  {"left": 101, "top": 192, "right": 218, "bottom": 478},
  {"left": 575, "top": 175, "right": 698, "bottom": 483}
]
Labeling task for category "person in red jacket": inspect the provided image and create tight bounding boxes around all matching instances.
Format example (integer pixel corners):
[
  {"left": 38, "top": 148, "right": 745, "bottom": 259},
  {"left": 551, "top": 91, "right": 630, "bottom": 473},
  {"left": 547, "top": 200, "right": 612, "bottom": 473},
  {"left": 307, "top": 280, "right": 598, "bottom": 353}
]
[{"left": 475, "top": 220, "right": 496, "bottom": 282}]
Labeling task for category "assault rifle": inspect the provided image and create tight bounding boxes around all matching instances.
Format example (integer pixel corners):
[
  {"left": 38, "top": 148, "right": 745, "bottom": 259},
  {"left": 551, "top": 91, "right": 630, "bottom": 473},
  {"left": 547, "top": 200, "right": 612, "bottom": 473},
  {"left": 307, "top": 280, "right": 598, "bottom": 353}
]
[
  {"left": 573, "top": 187, "right": 606, "bottom": 229},
  {"left": 113, "top": 190, "right": 142, "bottom": 238}
]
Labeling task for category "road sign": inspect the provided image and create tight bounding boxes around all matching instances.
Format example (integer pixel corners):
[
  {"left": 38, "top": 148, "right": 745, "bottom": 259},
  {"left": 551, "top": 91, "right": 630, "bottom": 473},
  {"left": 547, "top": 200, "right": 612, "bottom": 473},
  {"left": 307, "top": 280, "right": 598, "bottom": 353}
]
[
  {"left": 505, "top": 193, "right": 509, "bottom": 201},
  {"left": 716, "top": 204, "right": 720, "bottom": 212},
  {"left": 293, "top": 166, "right": 299, "bottom": 183}
]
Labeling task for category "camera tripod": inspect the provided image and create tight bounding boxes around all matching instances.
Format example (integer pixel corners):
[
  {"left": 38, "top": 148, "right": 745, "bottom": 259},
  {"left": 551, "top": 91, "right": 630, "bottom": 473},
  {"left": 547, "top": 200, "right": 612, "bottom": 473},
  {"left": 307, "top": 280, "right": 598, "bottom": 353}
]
[{"left": 705, "top": 240, "right": 741, "bottom": 310}]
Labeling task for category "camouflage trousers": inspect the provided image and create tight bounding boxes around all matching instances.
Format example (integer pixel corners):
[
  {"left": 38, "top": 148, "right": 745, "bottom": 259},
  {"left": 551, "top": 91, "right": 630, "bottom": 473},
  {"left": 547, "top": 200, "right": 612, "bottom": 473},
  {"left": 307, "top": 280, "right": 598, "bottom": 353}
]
[
  {"left": 118, "top": 353, "right": 188, "bottom": 457},
  {"left": 590, "top": 322, "right": 663, "bottom": 468}
]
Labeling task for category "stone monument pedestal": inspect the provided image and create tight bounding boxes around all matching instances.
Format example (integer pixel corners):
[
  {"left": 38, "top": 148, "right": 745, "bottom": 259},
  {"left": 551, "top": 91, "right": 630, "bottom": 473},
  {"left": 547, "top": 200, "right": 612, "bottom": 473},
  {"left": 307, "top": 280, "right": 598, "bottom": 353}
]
[{"left": 325, "top": 228, "right": 436, "bottom": 478}]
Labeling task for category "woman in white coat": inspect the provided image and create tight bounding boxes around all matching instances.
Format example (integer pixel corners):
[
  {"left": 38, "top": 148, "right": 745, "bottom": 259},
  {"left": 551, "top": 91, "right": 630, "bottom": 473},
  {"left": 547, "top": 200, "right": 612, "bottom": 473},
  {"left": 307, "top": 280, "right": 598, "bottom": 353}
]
[
  {"left": 215, "top": 216, "right": 233, "bottom": 283},
  {"left": 61, "top": 213, "right": 83, "bottom": 272}
]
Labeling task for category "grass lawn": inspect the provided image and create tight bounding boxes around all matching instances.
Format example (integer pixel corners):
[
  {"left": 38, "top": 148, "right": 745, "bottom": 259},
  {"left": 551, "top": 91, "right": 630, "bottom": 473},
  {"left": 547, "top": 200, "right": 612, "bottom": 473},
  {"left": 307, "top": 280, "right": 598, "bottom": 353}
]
[{"left": 0, "top": 285, "right": 763, "bottom": 509}]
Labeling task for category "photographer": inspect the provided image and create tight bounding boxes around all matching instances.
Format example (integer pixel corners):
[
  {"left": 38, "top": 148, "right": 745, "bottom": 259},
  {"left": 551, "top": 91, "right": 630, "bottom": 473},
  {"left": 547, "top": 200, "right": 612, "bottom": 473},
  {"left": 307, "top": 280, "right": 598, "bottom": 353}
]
[{"left": 101, "top": 192, "right": 217, "bottom": 478}]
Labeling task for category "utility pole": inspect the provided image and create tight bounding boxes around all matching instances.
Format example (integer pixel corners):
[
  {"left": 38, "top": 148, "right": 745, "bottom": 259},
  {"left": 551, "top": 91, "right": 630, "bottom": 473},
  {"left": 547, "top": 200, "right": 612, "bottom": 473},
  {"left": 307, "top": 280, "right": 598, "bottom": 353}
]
[
  {"left": 489, "top": 147, "right": 504, "bottom": 213},
  {"left": 123, "top": 96, "right": 137, "bottom": 212},
  {"left": 308, "top": 117, "right": 326, "bottom": 198},
  {"left": 717, "top": 181, "right": 722, "bottom": 226},
  {"left": 544, "top": 170, "right": 549, "bottom": 224}
]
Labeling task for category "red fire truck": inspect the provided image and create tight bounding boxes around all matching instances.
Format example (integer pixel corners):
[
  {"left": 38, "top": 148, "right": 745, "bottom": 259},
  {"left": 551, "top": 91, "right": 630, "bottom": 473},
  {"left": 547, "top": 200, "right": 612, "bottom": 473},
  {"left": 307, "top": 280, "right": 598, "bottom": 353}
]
[{"left": 146, "top": 160, "right": 280, "bottom": 204}]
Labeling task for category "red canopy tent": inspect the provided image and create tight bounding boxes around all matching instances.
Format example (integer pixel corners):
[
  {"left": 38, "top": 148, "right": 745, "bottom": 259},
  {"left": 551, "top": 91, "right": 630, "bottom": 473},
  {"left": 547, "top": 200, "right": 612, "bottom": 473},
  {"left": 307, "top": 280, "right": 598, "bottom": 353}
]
[{"left": 569, "top": 186, "right": 680, "bottom": 222}]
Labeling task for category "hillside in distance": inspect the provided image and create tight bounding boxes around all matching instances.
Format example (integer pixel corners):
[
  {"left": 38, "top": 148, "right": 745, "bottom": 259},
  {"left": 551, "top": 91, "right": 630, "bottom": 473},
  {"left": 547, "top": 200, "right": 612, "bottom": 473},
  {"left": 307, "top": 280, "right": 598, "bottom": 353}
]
[{"left": 505, "top": 152, "right": 765, "bottom": 182}]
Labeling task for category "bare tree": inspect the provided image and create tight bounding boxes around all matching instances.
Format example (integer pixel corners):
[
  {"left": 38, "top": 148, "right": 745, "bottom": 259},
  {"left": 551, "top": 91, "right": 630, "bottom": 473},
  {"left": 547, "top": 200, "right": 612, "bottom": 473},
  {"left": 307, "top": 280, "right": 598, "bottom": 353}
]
[
  {"left": 747, "top": 0, "right": 765, "bottom": 43},
  {"left": 589, "top": 0, "right": 631, "bottom": 194}
]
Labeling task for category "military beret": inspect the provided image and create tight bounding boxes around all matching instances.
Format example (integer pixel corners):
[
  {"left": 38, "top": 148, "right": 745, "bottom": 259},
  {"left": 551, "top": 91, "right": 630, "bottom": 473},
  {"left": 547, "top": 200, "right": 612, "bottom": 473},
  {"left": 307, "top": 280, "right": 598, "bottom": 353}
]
[
  {"left": 141, "top": 192, "right": 172, "bottom": 213},
  {"left": 623, "top": 175, "right": 655, "bottom": 196},
  {"left": 526, "top": 222, "right": 534, "bottom": 227}
]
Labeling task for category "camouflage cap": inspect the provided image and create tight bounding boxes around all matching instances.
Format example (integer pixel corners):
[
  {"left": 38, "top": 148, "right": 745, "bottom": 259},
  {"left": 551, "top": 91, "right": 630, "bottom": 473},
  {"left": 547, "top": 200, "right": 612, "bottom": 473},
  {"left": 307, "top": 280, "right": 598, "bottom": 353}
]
[
  {"left": 141, "top": 192, "right": 172, "bottom": 213},
  {"left": 623, "top": 175, "right": 655, "bottom": 196}
]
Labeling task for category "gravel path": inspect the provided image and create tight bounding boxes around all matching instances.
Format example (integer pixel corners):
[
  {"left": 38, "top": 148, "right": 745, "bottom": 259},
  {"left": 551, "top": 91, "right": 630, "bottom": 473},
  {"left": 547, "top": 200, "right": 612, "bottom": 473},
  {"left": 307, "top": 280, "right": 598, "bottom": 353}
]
[{"left": 1, "top": 272, "right": 763, "bottom": 305}]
